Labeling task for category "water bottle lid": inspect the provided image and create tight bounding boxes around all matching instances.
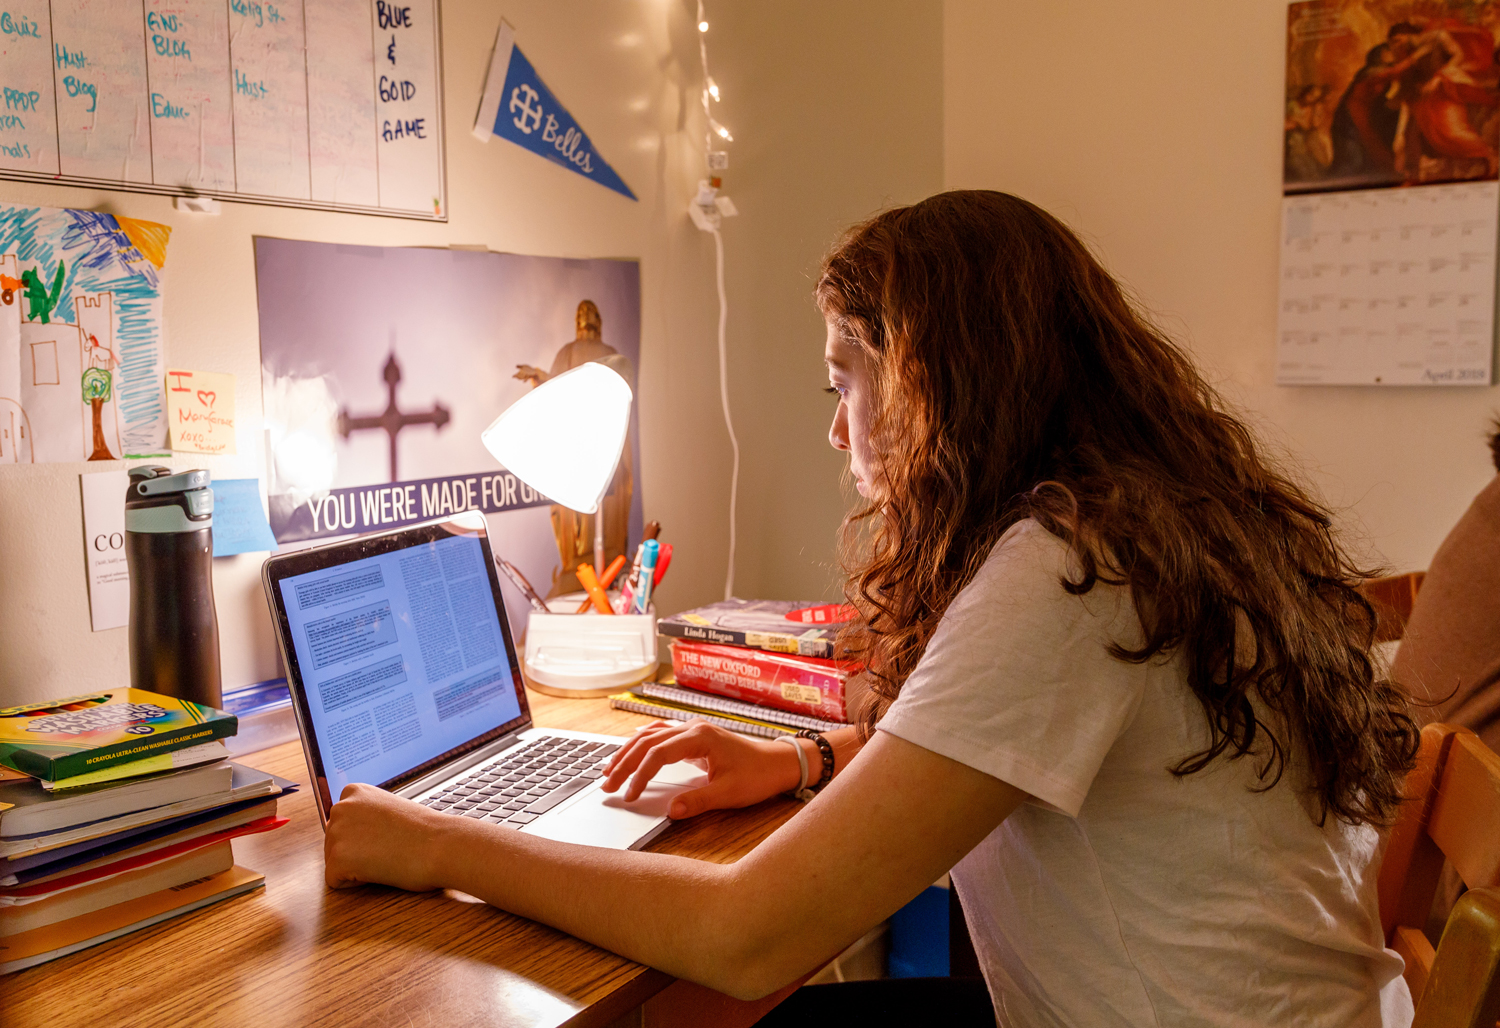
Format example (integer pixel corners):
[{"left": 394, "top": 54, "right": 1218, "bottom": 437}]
[
  {"left": 126, "top": 467, "right": 213, "bottom": 533},
  {"left": 129, "top": 467, "right": 211, "bottom": 497}
]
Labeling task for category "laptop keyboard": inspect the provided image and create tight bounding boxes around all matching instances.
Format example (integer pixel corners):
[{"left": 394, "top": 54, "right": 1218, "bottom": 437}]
[{"left": 417, "top": 735, "right": 621, "bottom": 829}]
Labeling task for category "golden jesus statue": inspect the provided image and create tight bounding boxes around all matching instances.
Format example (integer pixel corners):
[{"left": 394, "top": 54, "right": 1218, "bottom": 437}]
[{"left": 515, "top": 300, "right": 636, "bottom": 598}]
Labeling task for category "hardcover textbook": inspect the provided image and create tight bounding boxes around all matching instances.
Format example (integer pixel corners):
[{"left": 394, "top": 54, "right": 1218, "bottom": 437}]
[
  {"left": 0, "top": 690, "right": 237, "bottom": 782},
  {"left": 669, "top": 640, "right": 852, "bottom": 722},
  {"left": 657, "top": 599, "right": 844, "bottom": 659}
]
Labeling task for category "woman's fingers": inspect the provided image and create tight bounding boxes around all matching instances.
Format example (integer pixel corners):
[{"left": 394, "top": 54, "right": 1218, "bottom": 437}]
[
  {"left": 601, "top": 719, "right": 760, "bottom": 805},
  {"left": 603, "top": 720, "right": 678, "bottom": 774},
  {"left": 603, "top": 720, "right": 674, "bottom": 775},
  {"left": 601, "top": 723, "right": 691, "bottom": 792},
  {"left": 624, "top": 723, "right": 715, "bottom": 801}
]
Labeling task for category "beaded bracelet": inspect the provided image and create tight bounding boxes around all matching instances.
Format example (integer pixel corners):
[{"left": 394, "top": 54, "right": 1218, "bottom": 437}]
[{"left": 798, "top": 729, "right": 835, "bottom": 795}]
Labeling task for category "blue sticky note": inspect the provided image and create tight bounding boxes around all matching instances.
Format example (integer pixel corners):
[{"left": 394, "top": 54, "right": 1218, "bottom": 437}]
[{"left": 212, "top": 479, "right": 279, "bottom": 557}]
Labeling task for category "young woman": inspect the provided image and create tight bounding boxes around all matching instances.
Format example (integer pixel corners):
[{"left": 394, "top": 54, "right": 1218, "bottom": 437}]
[{"left": 324, "top": 191, "right": 1420, "bottom": 1027}]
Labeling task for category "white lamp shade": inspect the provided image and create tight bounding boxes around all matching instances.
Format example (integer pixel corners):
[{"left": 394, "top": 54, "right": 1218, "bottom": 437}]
[{"left": 480, "top": 361, "right": 633, "bottom": 513}]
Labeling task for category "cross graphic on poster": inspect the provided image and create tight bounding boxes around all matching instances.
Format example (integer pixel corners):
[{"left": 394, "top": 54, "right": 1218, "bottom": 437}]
[{"left": 336, "top": 351, "right": 450, "bottom": 482}]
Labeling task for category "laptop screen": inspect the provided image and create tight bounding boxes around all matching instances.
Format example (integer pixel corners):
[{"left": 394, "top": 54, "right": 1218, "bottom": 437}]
[{"left": 275, "top": 528, "right": 525, "bottom": 802}]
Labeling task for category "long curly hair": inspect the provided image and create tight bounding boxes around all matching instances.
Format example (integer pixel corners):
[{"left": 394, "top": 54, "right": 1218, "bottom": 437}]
[{"left": 817, "top": 190, "right": 1418, "bottom": 827}]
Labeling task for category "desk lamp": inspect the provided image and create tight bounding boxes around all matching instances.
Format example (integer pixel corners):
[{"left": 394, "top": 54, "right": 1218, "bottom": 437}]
[
  {"left": 480, "top": 356, "right": 633, "bottom": 578},
  {"left": 482, "top": 356, "right": 655, "bottom": 696}
]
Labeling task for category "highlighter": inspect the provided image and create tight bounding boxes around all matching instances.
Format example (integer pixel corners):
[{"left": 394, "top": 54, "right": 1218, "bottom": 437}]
[
  {"left": 634, "top": 540, "right": 659, "bottom": 614},
  {"left": 576, "top": 554, "right": 627, "bottom": 613},
  {"left": 575, "top": 562, "right": 614, "bottom": 615}
]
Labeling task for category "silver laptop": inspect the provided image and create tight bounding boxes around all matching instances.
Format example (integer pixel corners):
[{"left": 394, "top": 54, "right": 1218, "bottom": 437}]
[{"left": 261, "top": 511, "right": 701, "bottom": 849}]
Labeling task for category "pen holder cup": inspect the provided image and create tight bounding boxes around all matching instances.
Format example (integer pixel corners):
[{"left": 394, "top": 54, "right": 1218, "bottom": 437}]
[{"left": 521, "top": 602, "right": 658, "bottom": 699}]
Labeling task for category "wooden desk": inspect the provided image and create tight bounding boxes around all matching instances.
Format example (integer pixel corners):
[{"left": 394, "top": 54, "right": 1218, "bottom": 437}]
[{"left": 7, "top": 690, "right": 805, "bottom": 1028}]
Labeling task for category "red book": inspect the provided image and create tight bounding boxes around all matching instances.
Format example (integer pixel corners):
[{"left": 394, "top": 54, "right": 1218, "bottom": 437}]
[{"left": 669, "top": 640, "right": 851, "bottom": 723}]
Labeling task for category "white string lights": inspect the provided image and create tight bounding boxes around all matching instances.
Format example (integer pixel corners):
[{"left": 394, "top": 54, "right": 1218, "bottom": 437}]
[
  {"left": 696, "top": 1, "right": 732, "bottom": 164},
  {"left": 691, "top": 1, "right": 739, "bottom": 601}
]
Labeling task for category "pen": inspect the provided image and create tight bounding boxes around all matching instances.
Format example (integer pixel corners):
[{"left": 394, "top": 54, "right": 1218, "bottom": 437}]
[
  {"left": 496, "top": 556, "right": 549, "bottom": 612},
  {"left": 634, "top": 540, "right": 659, "bottom": 613},
  {"left": 652, "top": 543, "right": 673, "bottom": 588},
  {"left": 643, "top": 520, "right": 661, "bottom": 542},
  {"left": 575, "top": 562, "right": 615, "bottom": 615},
  {"left": 576, "top": 554, "right": 628, "bottom": 613}
]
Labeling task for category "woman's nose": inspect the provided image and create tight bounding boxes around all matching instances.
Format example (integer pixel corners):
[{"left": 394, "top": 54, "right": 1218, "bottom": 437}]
[{"left": 829, "top": 404, "right": 849, "bottom": 452}]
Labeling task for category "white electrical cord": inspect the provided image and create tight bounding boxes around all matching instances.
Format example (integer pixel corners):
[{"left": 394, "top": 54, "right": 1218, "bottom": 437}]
[
  {"left": 696, "top": 0, "right": 737, "bottom": 599},
  {"left": 712, "top": 226, "right": 739, "bottom": 600}
]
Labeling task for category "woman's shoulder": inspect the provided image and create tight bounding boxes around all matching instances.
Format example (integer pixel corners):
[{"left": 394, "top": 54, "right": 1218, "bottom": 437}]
[
  {"left": 986, "top": 517, "right": 1070, "bottom": 567},
  {"left": 951, "top": 518, "right": 1136, "bottom": 635},
  {"left": 970, "top": 518, "right": 1092, "bottom": 597}
]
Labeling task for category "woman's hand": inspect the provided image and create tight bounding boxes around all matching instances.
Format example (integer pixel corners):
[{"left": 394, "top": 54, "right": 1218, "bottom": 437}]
[
  {"left": 324, "top": 782, "right": 454, "bottom": 891},
  {"left": 600, "top": 720, "right": 802, "bottom": 819}
]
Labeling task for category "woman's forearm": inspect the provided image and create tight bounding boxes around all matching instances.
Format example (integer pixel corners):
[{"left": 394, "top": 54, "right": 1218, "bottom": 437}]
[
  {"left": 425, "top": 727, "right": 863, "bottom": 994},
  {"left": 416, "top": 728, "right": 1012, "bottom": 1001},
  {"left": 324, "top": 724, "right": 912, "bottom": 999},
  {"left": 429, "top": 815, "right": 754, "bottom": 992}
]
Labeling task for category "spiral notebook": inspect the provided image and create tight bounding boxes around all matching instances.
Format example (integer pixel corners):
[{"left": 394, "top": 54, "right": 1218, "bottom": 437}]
[
  {"left": 611, "top": 683, "right": 846, "bottom": 739},
  {"left": 609, "top": 694, "right": 793, "bottom": 739}
]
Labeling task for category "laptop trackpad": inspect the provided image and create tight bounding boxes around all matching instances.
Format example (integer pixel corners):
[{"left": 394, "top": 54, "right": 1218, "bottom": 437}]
[{"left": 520, "top": 762, "right": 706, "bottom": 849}]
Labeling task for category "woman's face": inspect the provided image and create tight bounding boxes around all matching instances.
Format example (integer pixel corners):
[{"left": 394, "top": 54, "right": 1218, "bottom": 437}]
[{"left": 825, "top": 318, "right": 880, "bottom": 497}]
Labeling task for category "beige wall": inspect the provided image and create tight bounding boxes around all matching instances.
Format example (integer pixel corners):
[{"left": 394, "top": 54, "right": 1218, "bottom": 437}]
[
  {"left": 16, "top": 0, "right": 1486, "bottom": 710},
  {"left": 704, "top": 2, "right": 944, "bottom": 603},
  {"left": 945, "top": 0, "right": 1500, "bottom": 572},
  {"left": 0, "top": 0, "right": 943, "bottom": 706}
]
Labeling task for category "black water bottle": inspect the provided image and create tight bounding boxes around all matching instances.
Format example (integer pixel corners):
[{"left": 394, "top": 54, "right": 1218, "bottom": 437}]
[{"left": 125, "top": 467, "right": 222, "bottom": 708}]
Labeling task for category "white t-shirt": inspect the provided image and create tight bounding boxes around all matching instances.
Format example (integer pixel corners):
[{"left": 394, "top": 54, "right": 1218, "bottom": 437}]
[{"left": 879, "top": 520, "right": 1413, "bottom": 1028}]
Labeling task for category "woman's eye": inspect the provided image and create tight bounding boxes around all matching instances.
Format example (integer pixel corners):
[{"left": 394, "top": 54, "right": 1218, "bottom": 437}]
[{"left": 824, "top": 386, "right": 845, "bottom": 397}]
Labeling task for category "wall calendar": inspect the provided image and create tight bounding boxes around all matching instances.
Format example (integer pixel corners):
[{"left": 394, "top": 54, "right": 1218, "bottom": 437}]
[{"left": 1277, "top": 181, "right": 1497, "bottom": 386}]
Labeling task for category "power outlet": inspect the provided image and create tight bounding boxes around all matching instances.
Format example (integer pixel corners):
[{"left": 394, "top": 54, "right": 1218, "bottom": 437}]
[{"left": 688, "top": 179, "right": 738, "bottom": 232}]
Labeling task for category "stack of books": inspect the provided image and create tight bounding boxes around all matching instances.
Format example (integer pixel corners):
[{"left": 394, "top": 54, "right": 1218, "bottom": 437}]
[
  {"left": 611, "top": 599, "right": 856, "bottom": 737},
  {"left": 0, "top": 688, "right": 293, "bottom": 974}
]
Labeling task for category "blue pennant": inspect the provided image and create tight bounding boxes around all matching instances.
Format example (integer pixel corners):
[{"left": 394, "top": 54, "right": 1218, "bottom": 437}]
[{"left": 476, "top": 25, "right": 636, "bottom": 201}]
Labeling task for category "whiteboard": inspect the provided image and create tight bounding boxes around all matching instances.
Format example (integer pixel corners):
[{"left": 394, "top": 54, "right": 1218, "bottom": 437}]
[
  {"left": 1277, "top": 181, "right": 1497, "bottom": 386},
  {"left": 0, "top": 0, "right": 446, "bottom": 220}
]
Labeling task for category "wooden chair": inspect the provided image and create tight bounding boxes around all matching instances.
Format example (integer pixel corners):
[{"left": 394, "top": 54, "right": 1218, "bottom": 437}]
[
  {"left": 1359, "top": 571, "right": 1426, "bottom": 644},
  {"left": 1379, "top": 723, "right": 1500, "bottom": 1026}
]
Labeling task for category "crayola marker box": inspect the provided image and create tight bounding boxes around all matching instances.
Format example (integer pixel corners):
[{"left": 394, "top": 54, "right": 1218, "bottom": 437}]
[{"left": 0, "top": 689, "right": 237, "bottom": 782}]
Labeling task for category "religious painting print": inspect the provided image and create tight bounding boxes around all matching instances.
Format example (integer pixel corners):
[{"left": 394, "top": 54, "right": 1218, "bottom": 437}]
[
  {"left": 254, "top": 239, "right": 643, "bottom": 607},
  {"left": 0, "top": 204, "right": 170, "bottom": 463},
  {"left": 1285, "top": 0, "right": 1500, "bottom": 194}
]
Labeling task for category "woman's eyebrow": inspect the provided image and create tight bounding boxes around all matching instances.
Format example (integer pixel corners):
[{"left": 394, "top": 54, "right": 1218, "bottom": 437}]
[{"left": 825, "top": 355, "right": 851, "bottom": 371}]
